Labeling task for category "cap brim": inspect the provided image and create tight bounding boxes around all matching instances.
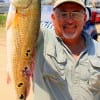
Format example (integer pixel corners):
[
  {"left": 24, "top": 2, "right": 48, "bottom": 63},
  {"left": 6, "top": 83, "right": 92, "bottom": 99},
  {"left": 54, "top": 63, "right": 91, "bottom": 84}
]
[{"left": 53, "top": 0, "right": 85, "bottom": 10}]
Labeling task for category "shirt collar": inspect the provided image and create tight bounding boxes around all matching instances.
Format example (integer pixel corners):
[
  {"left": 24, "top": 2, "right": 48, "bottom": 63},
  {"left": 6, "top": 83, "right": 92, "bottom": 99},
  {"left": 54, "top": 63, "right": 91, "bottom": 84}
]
[
  {"left": 44, "top": 30, "right": 67, "bottom": 63},
  {"left": 44, "top": 29, "right": 97, "bottom": 63}
]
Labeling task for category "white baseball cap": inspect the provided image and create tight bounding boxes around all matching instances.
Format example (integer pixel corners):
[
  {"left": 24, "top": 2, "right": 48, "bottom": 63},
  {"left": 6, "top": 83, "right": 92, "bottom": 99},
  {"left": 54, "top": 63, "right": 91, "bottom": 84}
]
[{"left": 53, "top": 0, "right": 86, "bottom": 10}]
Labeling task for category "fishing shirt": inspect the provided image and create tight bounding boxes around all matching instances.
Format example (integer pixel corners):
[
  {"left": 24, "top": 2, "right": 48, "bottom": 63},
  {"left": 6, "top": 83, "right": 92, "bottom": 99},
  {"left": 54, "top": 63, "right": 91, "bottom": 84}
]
[{"left": 33, "top": 25, "right": 100, "bottom": 100}]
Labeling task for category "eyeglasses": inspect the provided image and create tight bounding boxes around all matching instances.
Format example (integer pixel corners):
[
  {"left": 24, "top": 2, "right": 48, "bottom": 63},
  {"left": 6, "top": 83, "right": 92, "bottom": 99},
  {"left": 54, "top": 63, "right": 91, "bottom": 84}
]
[{"left": 58, "top": 11, "right": 85, "bottom": 20}]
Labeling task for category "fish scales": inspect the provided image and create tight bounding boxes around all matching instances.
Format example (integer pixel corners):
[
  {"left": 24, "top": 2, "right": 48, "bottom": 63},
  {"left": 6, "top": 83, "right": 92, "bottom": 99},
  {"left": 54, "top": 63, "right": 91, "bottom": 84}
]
[{"left": 6, "top": 0, "right": 41, "bottom": 99}]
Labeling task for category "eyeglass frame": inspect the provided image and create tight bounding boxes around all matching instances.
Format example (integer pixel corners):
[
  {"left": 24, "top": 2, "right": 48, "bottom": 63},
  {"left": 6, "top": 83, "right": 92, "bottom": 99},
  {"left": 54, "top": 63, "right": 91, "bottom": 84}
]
[{"left": 55, "top": 10, "right": 85, "bottom": 20}]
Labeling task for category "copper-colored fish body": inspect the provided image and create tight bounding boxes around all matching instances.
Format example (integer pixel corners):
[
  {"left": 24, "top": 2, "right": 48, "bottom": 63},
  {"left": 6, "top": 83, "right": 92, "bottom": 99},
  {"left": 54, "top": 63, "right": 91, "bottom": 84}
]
[{"left": 6, "top": 0, "right": 41, "bottom": 99}]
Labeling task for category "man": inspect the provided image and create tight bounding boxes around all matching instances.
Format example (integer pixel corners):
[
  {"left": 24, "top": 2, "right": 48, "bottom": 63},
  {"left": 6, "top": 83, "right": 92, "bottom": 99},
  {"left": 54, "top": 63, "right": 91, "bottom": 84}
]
[{"left": 33, "top": 0, "right": 100, "bottom": 100}]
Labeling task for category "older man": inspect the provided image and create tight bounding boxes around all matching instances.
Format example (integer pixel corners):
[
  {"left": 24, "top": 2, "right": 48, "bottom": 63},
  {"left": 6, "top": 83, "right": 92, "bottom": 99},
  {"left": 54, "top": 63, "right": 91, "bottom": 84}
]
[{"left": 33, "top": 0, "right": 100, "bottom": 100}]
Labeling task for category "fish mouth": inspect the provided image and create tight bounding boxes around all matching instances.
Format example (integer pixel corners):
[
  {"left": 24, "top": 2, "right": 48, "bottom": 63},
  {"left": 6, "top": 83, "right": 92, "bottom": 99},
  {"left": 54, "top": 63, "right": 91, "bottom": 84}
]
[{"left": 10, "top": 0, "right": 32, "bottom": 8}]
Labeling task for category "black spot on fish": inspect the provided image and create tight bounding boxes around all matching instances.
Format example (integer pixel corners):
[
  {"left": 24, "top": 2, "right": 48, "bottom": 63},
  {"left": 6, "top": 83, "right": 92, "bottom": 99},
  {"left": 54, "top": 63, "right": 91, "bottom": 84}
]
[
  {"left": 18, "top": 83, "right": 23, "bottom": 87},
  {"left": 23, "top": 66, "right": 28, "bottom": 73},
  {"left": 25, "top": 67, "right": 28, "bottom": 70},
  {"left": 19, "top": 94, "right": 24, "bottom": 99},
  {"left": 22, "top": 66, "right": 29, "bottom": 77},
  {"left": 26, "top": 50, "right": 30, "bottom": 56}
]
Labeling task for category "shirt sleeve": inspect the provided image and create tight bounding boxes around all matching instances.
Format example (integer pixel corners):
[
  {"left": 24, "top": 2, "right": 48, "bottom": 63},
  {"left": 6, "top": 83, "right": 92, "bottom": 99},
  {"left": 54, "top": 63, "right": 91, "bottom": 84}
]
[{"left": 40, "top": 21, "right": 54, "bottom": 30}]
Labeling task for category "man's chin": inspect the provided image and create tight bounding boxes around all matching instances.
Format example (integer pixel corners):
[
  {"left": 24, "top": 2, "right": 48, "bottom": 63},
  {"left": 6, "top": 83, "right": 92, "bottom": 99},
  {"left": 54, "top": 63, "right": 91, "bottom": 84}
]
[{"left": 62, "top": 32, "right": 77, "bottom": 39}]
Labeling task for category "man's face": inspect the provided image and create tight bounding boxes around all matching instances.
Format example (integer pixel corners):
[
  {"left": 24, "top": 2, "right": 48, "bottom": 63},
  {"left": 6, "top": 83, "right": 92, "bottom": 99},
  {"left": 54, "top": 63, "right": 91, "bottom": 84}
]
[{"left": 51, "top": 2, "right": 87, "bottom": 40}]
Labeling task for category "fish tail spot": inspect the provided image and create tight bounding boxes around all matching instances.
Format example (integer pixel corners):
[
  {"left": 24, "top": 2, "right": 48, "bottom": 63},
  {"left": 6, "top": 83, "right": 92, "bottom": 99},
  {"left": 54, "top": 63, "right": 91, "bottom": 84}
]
[
  {"left": 26, "top": 49, "right": 31, "bottom": 56},
  {"left": 19, "top": 94, "right": 24, "bottom": 99},
  {"left": 18, "top": 83, "right": 23, "bottom": 87},
  {"left": 25, "top": 67, "right": 28, "bottom": 70}
]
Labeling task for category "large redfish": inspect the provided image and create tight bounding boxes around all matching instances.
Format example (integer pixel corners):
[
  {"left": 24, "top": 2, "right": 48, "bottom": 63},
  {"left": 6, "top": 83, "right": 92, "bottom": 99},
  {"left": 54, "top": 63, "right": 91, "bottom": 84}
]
[{"left": 6, "top": 0, "right": 41, "bottom": 99}]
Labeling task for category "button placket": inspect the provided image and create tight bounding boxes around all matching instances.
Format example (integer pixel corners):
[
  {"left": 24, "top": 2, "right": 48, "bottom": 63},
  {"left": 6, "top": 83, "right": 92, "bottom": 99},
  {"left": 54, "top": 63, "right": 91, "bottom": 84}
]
[{"left": 71, "top": 62, "right": 82, "bottom": 99}]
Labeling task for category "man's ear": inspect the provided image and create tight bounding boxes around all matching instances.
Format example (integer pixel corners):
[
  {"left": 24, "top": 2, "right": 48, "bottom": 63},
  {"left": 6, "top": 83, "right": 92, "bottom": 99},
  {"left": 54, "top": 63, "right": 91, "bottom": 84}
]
[
  {"left": 84, "top": 13, "right": 87, "bottom": 25},
  {"left": 51, "top": 12, "right": 55, "bottom": 21},
  {"left": 84, "top": 13, "right": 87, "bottom": 22}
]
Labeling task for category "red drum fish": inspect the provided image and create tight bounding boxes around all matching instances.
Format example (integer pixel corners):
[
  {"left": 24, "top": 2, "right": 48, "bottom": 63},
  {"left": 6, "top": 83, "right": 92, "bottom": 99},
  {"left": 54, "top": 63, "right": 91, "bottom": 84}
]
[{"left": 6, "top": 0, "right": 41, "bottom": 99}]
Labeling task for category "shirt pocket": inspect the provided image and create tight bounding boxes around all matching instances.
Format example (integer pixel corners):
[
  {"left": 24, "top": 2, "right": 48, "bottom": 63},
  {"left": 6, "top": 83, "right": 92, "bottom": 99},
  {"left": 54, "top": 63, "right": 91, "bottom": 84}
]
[
  {"left": 89, "top": 55, "right": 100, "bottom": 69},
  {"left": 42, "top": 55, "right": 67, "bottom": 86},
  {"left": 88, "top": 55, "right": 100, "bottom": 92}
]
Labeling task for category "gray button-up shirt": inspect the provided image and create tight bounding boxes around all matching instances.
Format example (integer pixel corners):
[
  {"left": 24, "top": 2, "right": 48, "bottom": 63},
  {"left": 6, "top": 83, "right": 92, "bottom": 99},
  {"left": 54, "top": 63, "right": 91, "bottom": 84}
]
[{"left": 33, "top": 26, "right": 100, "bottom": 100}]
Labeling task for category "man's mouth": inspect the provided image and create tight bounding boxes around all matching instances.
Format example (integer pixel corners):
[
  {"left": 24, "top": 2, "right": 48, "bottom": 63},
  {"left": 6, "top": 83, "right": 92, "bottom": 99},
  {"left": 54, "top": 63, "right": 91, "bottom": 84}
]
[
  {"left": 63, "top": 25, "right": 77, "bottom": 29},
  {"left": 62, "top": 25, "right": 77, "bottom": 34},
  {"left": 61, "top": 26, "right": 77, "bottom": 39}
]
